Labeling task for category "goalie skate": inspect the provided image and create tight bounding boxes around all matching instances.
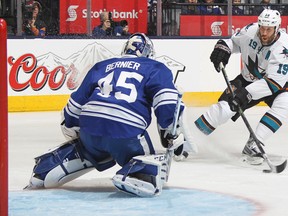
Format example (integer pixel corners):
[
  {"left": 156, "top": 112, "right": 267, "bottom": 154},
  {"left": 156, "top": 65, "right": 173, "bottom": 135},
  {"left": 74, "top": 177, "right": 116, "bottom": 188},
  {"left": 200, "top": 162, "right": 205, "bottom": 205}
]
[
  {"left": 242, "top": 137, "right": 264, "bottom": 165},
  {"left": 24, "top": 174, "right": 44, "bottom": 190}
]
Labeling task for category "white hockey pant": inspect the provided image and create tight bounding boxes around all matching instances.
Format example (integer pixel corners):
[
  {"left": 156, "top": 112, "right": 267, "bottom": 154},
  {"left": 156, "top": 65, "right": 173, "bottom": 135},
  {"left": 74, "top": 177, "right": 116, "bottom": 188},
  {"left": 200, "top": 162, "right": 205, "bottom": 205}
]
[
  {"left": 196, "top": 93, "right": 288, "bottom": 143},
  {"left": 255, "top": 92, "right": 288, "bottom": 142}
]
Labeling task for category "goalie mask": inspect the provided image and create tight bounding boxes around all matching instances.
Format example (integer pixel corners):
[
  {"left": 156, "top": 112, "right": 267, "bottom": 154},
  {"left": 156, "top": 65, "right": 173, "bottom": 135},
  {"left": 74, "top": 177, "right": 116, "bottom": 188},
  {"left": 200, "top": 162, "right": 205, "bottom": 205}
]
[{"left": 121, "top": 33, "right": 155, "bottom": 59}]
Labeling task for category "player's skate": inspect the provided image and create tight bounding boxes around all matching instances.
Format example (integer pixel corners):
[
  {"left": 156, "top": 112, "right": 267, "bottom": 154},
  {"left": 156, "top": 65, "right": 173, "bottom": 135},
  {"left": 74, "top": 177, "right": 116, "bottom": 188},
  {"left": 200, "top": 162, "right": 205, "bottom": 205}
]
[{"left": 242, "top": 136, "right": 264, "bottom": 165}]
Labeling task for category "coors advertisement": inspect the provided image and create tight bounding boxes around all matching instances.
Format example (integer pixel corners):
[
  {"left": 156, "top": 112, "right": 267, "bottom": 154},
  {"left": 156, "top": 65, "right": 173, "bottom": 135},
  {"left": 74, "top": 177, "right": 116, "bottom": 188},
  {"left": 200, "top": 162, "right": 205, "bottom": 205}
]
[
  {"left": 7, "top": 39, "right": 185, "bottom": 96},
  {"left": 8, "top": 40, "right": 116, "bottom": 95},
  {"left": 60, "top": 0, "right": 147, "bottom": 34}
]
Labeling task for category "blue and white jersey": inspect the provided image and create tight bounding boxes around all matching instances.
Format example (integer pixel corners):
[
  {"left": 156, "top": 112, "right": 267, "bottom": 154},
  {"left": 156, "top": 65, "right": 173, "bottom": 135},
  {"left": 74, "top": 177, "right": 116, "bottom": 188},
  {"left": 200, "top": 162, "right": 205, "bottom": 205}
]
[{"left": 63, "top": 55, "right": 182, "bottom": 138}]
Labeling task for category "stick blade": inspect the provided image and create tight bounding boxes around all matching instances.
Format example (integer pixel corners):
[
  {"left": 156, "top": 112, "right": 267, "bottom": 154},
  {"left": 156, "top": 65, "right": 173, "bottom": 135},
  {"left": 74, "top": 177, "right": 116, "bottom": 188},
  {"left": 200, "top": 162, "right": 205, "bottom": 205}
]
[
  {"left": 263, "top": 159, "right": 287, "bottom": 174},
  {"left": 275, "top": 159, "right": 287, "bottom": 173}
]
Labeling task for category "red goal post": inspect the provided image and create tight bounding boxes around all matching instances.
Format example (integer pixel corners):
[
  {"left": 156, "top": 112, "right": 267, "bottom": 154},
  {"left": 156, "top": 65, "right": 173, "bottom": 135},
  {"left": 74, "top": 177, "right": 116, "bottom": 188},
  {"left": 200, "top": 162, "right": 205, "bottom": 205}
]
[{"left": 0, "top": 18, "right": 8, "bottom": 216}]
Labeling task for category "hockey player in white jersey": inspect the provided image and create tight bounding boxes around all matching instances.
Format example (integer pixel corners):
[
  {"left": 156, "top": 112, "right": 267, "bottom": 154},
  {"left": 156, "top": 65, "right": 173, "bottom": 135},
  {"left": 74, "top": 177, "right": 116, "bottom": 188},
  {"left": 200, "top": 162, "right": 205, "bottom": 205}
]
[
  {"left": 195, "top": 9, "right": 288, "bottom": 165},
  {"left": 25, "top": 33, "right": 194, "bottom": 197}
]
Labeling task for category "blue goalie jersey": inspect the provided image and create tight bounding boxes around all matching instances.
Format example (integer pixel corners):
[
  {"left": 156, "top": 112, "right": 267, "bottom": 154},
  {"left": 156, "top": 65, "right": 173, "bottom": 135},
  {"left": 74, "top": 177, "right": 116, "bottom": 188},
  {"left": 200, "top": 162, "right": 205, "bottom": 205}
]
[{"left": 63, "top": 56, "right": 182, "bottom": 138}]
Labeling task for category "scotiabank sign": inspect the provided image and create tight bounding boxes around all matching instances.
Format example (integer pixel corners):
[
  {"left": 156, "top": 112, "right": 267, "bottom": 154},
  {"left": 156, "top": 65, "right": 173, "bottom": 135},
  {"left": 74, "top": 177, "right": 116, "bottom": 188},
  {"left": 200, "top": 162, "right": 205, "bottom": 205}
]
[
  {"left": 180, "top": 15, "right": 288, "bottom": 36},
  {"left": 60, "top": 0, "right": 147, "bottom": 34}
]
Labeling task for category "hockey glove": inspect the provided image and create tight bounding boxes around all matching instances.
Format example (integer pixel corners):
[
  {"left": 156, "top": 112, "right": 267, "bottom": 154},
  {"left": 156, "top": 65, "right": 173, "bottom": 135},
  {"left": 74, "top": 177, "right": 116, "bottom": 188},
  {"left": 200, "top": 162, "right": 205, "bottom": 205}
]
[
  {"left": 159, "top": 129, "right": 185, "bottom": 151},
  {"left": 158, "top": 108, "right": 198, "bottom": 160},
  {"left": 61, "top": 120, "right": 80, "bottom": 140},
  {"left": 228, "top": 81, "right": 252, "bottom": 112},
  {"left": 173, "top": 142, "right": 190, "bottom": 161},
  {"left": 159, "top": 129, "right": 189, "bottom": 161},
  {"left": 210, "top": 40, "right": 231, "bottom": 72}
]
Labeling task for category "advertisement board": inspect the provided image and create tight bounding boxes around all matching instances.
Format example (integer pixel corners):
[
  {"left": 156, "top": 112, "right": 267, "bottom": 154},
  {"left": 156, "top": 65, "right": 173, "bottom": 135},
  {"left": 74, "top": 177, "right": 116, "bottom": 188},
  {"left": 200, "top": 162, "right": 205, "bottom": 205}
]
[
  {"left": 7, "top": 38, "right": 241, "bottom": 111},
  {"left": 59, "top": 0, "right": 147, "bottom": 34},
  {"left": 180, "top": 15, "right": 288, "bottom": 36}
]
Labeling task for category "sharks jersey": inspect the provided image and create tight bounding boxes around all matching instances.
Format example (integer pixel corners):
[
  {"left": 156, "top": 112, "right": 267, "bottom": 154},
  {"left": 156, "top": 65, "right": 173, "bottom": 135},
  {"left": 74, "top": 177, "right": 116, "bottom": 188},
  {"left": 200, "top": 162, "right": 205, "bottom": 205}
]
[
  {"left": 63, "top": 55, "right": 182, "bottom": 138},
  {"left": 224, "top": 23, "right": 288, "bottom": 100}
]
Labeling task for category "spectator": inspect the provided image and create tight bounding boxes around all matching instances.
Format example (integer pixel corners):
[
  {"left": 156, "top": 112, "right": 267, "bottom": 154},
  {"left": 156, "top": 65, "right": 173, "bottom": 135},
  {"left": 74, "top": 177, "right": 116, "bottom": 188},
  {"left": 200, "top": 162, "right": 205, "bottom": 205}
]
[
  {"left": 114, "top": 20, "right": 131, "bottom": 37},
  {"left": 199, "top": 0, "right": 224, "bottom": 15},
  {"left": 215, "top": 0, "right": 227, "bottom": 14},
  {"left": 181, "top": 0, "right": 201, "bottom": 15},
  {"left": 253, "top": 0, "right": 279, "bottom": 15},
  {"left": 281, "top": 5, "right": 288, "bottom": 15},
  {"left": 23, "top": 1, "right": 46, "bottom": 37},
  {"left": 148, "top": 0, "right": 157, "bottom": 7},
  {"left": 232, "top": 0, "right": 244, "bottom": 15},
  {"left": 92, "top": 12, "right": 113, "bottom": 37}
]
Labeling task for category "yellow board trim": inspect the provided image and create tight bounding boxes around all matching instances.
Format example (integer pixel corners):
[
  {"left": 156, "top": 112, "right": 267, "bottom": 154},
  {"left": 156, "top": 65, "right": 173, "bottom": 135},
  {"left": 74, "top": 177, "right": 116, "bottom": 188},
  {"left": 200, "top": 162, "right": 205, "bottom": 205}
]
[
  {"left": 8, "top": 95, "right": 70, "bottom": 112},
  {"left": 8, "top": 92, "right": 265, "bottom": 112},
  {"left": 183, "top": 92, "right": 221, "bottom": 107}
]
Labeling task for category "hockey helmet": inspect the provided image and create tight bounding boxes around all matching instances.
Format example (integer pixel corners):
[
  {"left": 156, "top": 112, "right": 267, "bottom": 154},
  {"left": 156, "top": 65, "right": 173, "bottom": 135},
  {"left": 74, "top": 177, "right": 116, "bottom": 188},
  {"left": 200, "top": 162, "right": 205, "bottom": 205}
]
[
  {"left": 258, "top": 9, "right": 281, "bottom": 32},
  {"left": 122, "top": 33, "right": 155, "bottom": 58}
]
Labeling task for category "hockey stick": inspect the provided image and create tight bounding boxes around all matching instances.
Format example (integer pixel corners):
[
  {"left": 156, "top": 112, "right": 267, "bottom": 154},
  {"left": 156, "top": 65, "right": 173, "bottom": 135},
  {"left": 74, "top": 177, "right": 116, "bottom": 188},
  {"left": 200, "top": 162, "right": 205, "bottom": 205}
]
[
  {"left": 165, "top": 91, "right": 183, "bottom": 181},
  {"left": 219, "top": 62, "right": 287, "bottom": 173}
]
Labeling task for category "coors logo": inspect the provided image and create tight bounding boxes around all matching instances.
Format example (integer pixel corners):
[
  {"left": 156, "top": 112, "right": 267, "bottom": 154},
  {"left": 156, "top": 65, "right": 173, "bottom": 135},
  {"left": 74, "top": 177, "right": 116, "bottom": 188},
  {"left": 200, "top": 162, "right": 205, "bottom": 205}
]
[{"left": 8, "top": 42, "right": 114, "bottom": 92}]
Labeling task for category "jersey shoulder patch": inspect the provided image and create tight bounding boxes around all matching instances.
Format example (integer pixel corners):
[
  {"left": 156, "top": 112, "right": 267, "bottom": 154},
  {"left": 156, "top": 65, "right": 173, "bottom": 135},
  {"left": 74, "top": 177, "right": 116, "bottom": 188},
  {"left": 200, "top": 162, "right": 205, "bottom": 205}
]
[{"left": 280, "top": 46, "right": 288, "bottom": 57}]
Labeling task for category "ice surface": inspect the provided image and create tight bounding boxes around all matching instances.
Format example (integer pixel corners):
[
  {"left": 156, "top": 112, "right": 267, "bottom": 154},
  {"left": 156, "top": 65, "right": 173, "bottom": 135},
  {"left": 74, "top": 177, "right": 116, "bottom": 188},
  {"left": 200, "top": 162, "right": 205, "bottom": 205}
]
[{"left": 8, "top": 107, "right": 288, "bottom": 216}]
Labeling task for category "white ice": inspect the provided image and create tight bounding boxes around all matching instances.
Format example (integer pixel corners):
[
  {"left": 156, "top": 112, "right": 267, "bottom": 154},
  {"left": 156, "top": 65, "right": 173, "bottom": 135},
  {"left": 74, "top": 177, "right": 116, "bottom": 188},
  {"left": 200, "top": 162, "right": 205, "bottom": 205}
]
[{"left": 8, "top": 107, "right": 288, "bottom": 216}]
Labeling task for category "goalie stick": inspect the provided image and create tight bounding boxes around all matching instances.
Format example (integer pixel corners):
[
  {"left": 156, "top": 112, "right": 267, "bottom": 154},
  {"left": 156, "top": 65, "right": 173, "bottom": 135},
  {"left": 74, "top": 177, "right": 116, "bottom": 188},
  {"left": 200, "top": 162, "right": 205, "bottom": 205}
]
[
  {"left": 219, "top": 62, "right": 287, "bottom": 173},
  {"left": 165, "top": 91, "right": 183, "bottom": 181}
]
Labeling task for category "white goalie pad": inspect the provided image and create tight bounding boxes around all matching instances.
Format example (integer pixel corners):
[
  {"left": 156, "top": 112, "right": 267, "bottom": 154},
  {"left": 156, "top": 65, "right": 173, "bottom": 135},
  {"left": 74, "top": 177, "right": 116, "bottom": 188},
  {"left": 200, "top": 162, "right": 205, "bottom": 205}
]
[
  {"left": 27, "top": 158, "right": 94, "bottom": 189},
  {"left": 25, "top": 139, "right": 116, "bottom": 189},
  {"left": 112, "top": 154, "right": 167, "bottom": 197},
  {"left": 44, "top": 159, "right": 94, "bottom": 188},
  {"left": 113, "top": 174, "right": 158, "bottom": 197}
]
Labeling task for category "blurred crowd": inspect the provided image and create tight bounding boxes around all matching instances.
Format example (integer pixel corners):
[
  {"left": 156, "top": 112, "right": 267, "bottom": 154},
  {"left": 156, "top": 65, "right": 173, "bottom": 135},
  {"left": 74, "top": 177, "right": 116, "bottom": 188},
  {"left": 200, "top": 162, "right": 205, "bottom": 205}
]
[
  {"left": 178, "top": 0, "right": 288, "bottom": 16},
  {"left": 0, "top": 0, "right": 287, "bottom": 37}
]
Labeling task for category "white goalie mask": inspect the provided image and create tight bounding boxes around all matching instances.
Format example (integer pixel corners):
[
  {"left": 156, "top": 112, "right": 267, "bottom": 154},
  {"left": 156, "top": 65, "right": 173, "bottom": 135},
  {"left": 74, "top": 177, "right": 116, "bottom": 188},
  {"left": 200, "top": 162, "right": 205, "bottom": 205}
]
[{"left": 121, "top": 33, "right": 155, "bottom": 59}]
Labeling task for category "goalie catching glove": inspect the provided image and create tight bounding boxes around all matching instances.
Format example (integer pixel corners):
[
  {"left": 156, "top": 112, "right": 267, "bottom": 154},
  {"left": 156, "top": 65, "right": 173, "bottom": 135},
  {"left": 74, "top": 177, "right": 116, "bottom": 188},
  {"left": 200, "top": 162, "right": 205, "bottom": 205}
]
[{"left": 210, "top": 40, "right": 231, "bottom": 72}]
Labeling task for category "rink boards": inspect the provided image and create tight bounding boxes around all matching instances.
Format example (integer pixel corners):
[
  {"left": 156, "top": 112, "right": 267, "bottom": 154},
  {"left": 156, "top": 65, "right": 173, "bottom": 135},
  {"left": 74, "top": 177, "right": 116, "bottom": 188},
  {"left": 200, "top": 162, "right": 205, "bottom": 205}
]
[{"left": 7, "top": 38, "right": 240, "bottom": 112}]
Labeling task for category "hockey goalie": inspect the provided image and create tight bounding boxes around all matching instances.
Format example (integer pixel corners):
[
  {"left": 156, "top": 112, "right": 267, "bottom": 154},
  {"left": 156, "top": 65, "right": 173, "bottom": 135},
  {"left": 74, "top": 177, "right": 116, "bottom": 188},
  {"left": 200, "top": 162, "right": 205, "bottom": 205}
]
[{"left": 25, "top": 33, "right": 196, "bottom": 197}]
